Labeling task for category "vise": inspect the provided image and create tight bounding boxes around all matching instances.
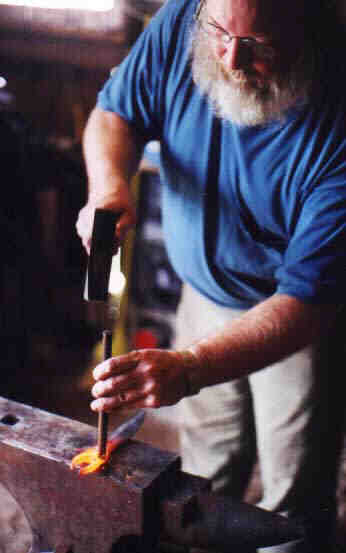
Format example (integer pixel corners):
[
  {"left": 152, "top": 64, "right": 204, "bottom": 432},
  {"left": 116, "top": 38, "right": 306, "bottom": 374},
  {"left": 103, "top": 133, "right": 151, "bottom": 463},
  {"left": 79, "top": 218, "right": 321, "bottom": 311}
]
[{"left": 0, "top": 396, "right": 303, "bottom": 553}]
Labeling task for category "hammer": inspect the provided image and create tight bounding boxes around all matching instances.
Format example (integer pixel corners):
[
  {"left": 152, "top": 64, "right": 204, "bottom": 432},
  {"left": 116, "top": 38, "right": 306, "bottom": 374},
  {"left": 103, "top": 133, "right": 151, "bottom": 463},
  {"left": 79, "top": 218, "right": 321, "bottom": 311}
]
[{"left": 84, "top": 208, "right": 124, "bottom": 457}]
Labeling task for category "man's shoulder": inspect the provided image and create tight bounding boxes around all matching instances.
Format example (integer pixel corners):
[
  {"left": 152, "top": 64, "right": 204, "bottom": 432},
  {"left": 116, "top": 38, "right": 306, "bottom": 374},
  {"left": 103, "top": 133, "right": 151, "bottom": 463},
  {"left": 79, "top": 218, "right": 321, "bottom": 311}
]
[
  {"left": 144, "top": 0, "right": 198, "bottom": 69},
  {"left": 151, "top": 0, "right": 198, "bottom": 31},
  {"left": 161, "top": 0, "right": 198, "bottom": 15}
]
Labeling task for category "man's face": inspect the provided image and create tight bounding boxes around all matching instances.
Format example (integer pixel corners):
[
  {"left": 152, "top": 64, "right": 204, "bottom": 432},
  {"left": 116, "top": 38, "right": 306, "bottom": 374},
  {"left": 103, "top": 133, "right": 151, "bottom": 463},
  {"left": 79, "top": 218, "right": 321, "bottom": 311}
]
[
  {"left": 203, "top": 0, "right": 305, "bottom": 82},
  {"left": 191, "top": 0, "right": 313, "bottom": 126},
  {"left": 204, "top": 0, "right": 273, "bottom": 84}
]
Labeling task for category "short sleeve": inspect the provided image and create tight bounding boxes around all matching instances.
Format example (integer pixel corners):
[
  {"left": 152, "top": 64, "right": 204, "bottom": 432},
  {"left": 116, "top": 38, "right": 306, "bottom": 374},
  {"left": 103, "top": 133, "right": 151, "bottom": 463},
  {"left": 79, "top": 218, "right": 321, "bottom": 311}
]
[
  {"left": 277, "top": 166, "right": 346, "bottom": 304},
  {"left": 97, "top": 0, "right": 191, "bottom": 142}
]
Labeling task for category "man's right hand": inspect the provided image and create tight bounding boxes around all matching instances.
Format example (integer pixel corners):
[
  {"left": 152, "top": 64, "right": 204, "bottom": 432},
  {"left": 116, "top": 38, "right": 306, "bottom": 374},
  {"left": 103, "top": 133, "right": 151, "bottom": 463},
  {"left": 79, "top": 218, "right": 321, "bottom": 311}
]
[{"left": 76, "top": 186, "right": 137, "bottom": 254}]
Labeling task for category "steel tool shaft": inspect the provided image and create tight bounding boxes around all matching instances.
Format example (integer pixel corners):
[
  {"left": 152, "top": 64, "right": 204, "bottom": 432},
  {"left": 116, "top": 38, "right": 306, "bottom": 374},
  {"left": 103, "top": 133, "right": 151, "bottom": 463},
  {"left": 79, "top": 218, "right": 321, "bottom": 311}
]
[{"left": 97, "top": 330, "right": 113, "bottom": 457}]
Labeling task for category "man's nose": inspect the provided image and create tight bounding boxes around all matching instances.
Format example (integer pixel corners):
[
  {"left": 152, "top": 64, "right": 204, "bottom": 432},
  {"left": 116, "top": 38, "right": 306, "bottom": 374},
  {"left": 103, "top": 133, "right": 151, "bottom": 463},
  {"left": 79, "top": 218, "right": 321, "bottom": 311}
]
[{"left": 218, "top": 38, "right": 248, "bottom": 71}]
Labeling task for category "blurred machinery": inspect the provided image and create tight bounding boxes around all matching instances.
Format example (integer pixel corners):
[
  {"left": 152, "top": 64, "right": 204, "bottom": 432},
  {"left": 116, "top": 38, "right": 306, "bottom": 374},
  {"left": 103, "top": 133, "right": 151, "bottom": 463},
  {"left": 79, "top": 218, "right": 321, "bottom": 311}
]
[{"left": 128, "top": 142, "right": 182, "bottom": 351}]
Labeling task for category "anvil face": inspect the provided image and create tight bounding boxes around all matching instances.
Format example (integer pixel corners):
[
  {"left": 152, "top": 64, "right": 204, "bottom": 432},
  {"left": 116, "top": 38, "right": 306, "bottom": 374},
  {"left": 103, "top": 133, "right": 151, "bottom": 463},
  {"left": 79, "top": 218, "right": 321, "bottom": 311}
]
[
  {"left": 0, "top": 397, "right": 304, "bottom": 553},
  {"left": 0, "top": 397, "right": 180, "bottom": 553}
]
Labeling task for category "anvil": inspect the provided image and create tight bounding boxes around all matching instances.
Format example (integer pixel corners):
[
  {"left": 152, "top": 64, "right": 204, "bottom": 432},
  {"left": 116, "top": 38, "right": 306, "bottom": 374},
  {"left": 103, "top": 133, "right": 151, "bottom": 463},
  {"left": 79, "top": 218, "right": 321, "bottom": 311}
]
[{"left": 0, "top": 396, "right": 304, "bottom": 553}]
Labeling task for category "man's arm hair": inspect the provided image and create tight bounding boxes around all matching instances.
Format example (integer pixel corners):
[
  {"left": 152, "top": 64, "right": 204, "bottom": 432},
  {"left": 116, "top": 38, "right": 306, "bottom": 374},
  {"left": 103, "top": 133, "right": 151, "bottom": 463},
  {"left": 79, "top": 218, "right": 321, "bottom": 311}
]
[
  {"left": 83, "top": 107, "right": 145, "bottom": 201},
  {"left": 76, "top": 107, "right": 145, "bottom": 252},
  {"left": 186, "top": 294, "right": 338, "bottom": 394}
]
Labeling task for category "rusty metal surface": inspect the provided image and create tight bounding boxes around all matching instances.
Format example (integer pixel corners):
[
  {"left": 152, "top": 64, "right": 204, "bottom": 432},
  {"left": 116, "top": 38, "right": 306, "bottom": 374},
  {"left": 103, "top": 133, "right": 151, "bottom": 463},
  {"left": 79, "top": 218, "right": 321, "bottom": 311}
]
[
  {"left": 0, "top": 396, "right": 304, "bottom": 553},
  {"left": 0, "top": 397, "right": 180, "bottom": 553},
  {"left": 161, "top": 486, "right": 304, "bottom": 551}
]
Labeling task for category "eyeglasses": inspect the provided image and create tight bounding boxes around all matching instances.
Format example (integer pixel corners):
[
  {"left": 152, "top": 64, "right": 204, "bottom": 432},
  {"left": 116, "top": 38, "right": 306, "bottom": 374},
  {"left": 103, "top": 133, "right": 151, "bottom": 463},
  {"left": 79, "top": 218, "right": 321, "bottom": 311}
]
[{"left": 195, "top": 0, "right": 276, "bottom": 61}]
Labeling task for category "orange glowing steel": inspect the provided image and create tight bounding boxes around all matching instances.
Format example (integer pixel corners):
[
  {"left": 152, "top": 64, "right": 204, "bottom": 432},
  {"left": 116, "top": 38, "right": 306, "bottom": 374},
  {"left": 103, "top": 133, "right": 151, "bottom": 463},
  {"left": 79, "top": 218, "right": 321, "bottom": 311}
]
[{"left": 70, "top": 438, "right": 122, "bottom": 475}]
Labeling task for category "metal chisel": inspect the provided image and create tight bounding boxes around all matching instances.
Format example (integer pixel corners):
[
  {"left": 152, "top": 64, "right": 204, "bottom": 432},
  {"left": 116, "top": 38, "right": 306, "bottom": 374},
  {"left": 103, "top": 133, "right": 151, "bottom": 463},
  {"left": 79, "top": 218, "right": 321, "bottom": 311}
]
[{"left": 84, "top": 208, "right": 125, "bottom": 457}]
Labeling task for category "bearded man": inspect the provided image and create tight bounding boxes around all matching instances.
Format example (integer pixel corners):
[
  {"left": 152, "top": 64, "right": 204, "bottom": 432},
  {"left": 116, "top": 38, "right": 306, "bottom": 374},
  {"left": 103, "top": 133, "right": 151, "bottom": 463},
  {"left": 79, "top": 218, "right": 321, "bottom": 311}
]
[{"left": 76, "top": 1, "right": 346, "bottom": 551}]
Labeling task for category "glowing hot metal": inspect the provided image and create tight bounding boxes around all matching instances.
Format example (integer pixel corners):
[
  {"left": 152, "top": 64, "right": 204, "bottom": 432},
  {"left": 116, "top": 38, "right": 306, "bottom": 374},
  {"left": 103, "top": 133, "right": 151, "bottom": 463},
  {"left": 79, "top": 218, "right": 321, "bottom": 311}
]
[
  {"left": 71, "top": 438, "right": 123, "bottom": 475},
  {"left": 70, "top": 409, "right": 146, "bottom": 475}
]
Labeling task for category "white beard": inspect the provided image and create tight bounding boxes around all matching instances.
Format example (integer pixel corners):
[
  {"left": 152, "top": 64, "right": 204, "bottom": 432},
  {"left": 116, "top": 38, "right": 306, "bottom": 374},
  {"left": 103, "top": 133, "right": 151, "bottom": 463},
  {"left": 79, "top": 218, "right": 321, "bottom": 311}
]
[{"left": 190, "top": 23, "right": 313, "bottom": 127}]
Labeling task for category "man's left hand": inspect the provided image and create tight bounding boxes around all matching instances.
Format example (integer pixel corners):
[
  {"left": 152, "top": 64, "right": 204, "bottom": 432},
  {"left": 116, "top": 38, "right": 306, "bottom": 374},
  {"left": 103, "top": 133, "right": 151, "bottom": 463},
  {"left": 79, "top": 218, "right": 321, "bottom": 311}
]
[{"left": 91, "top": 349, "right": 195, "bottom": 412}]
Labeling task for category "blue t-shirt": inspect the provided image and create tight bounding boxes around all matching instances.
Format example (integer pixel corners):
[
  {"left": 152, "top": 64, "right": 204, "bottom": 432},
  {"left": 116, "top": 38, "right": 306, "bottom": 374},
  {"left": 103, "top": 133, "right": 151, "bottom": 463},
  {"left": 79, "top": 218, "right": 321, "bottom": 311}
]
[{"left": 98, "top": 0, "right": 346, "bottom": 309}]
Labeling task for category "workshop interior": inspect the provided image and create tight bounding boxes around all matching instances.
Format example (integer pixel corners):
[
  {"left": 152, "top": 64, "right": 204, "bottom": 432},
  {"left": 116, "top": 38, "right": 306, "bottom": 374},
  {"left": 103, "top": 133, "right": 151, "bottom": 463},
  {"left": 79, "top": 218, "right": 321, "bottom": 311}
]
[{"left": 0, "top": 1, "right": 345, "bottom": 552}]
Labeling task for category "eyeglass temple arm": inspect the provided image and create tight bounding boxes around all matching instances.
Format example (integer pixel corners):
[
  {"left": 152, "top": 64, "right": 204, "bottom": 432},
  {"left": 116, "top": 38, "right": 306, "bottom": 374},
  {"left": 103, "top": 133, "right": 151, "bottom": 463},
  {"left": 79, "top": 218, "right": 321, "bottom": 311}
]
[{"left": 194, "top": 0, "right": 206, "bottom": 21}]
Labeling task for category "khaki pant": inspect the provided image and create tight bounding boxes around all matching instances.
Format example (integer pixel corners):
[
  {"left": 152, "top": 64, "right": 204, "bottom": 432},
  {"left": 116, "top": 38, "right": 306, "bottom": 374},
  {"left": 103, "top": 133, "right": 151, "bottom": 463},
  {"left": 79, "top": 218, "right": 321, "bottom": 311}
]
[{"left": 174, "top": 284, "right": 345, "bottom": 552}]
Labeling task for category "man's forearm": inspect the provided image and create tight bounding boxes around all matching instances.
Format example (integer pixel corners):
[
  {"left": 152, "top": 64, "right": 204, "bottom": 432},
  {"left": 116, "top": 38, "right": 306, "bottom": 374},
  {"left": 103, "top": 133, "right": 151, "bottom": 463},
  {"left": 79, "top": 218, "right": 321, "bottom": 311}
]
[
  {"left": 83, "top": 107, "right": 144, "bottom": 201},
  {"left": 186, "top": 294, "right": 337, "bottom": 394},
  {"left": 77, "top": 107, "right": 145, "bottom": 251}
]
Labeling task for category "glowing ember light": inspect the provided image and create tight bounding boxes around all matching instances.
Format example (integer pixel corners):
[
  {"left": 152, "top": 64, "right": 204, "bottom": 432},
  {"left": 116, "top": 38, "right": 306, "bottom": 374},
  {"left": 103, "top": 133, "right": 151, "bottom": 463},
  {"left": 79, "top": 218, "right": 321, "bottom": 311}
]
[{"left": 70, "top": 438, "right": 122, "bottom": 475}]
